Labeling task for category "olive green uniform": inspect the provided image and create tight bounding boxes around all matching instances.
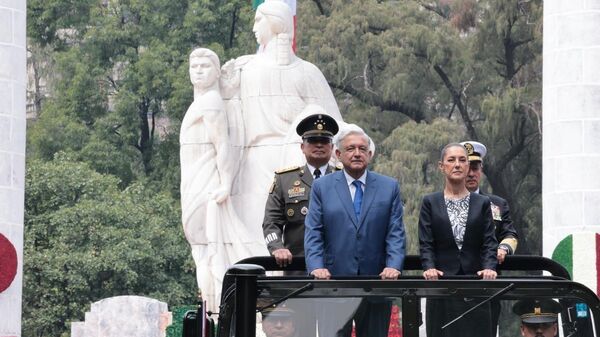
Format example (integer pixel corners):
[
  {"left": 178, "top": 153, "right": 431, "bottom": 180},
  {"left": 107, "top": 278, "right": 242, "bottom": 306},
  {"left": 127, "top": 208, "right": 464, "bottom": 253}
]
[{"left": 262, "top": 164, "right": 336, "bottom": 256}]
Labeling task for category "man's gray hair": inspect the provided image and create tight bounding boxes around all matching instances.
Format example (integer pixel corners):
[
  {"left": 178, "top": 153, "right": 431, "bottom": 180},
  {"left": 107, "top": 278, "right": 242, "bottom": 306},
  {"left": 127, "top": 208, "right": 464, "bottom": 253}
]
[{"left": 334, "top": 123, "right": 372, "bottom": 151}]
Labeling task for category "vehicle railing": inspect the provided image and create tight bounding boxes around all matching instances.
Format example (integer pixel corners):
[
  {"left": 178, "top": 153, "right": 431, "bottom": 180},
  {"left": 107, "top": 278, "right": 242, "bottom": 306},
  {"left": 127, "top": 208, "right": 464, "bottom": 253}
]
[
  {"left": 224, "top": 264, "right": 599, "bottom": 337},
  {"left": 218, "top": 255, "right": 594, "bottom": 337},
  {"left": 235, "top": 254, "right": 572, "bottom": 279}
]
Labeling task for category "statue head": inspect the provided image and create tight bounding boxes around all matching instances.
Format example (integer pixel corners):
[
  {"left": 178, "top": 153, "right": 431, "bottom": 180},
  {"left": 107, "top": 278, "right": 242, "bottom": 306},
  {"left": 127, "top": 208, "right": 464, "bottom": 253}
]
[
  {"left": 189, "top": 48, "right": 220, "bottom": 90},
  {"left": 253, "top": 0, "right": 293, "bottom": 46}
]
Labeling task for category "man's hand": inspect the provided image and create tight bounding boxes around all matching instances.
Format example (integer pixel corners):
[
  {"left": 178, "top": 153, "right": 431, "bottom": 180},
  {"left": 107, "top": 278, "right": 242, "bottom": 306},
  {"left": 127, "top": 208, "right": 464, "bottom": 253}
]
[
  {"left": 497, "top": 248, "right": 508, "bottom": 264},
  {"left": 380, "top": 267, "right": 401, "bottom": 280},
  {"left": 423, "top": 268, "right": 444, "bottom": 280},
  {"left": 272, "top": 249, "right": 292, "bottom": 267},
  {"left": 310, "top": 268, "right": 331, "bottom": 279},
  {"left": 477, "top": 269, "right": 497, "bottom": 279}
]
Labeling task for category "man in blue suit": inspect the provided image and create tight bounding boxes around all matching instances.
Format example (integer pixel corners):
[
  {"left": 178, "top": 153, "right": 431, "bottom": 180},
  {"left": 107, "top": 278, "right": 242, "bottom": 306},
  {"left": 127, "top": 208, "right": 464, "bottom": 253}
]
[{"left": 304, "top": 124, "right": 405, "bottom": 337}]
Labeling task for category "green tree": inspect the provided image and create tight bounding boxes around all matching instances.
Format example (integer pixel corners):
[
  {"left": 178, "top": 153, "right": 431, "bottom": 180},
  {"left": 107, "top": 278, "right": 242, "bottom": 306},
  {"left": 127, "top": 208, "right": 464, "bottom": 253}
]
[
  {"left": 27, "top": 0, "right": 256, "bottom": 185},
  {"left": 24, "top": 155, "right": 196, "bottom": 337},
  {"left": 375, "top": 118, "right": 466, "bottom": 255},
  {"left": 299, "top": 0, "right": 543, "bottom": 254}
]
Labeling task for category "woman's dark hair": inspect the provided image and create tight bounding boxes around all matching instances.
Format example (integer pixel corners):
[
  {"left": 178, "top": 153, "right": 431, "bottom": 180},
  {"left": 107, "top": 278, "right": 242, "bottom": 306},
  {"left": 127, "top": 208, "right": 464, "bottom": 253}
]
[{"left": 440, "top": 142, "right": 467, "bottom": 161}]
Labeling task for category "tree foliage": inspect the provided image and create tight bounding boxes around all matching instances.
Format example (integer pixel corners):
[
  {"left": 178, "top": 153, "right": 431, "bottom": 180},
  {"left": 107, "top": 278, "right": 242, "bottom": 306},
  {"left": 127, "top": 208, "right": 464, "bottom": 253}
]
[
  {"left": 299, "top": 0, "right": 543, "bottom": 254},
  {"left": 24, "top": 155, "right": 196, "bottom": 336}
]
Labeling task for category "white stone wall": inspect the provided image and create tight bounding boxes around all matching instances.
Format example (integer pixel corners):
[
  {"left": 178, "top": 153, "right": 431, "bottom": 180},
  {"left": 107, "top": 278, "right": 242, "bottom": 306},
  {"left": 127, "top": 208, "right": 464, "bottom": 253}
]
[
  {"left": 543, "top": 1, "right": 600, "bottom": 257},
  {"left": 0, "top": 0, "right": 26, "bottom": 336}
]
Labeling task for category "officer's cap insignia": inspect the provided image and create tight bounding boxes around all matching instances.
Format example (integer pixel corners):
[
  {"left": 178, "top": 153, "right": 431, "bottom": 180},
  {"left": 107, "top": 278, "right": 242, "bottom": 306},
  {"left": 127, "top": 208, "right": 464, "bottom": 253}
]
[
  {"left": 296, "top": 113, "right": 339, "bottom": 139},
  {"left": 460, "top": 141, "right": 486, "bottom": 162},
  {"left": 464, "top": 143, "right": 474, "bottom": 155}
]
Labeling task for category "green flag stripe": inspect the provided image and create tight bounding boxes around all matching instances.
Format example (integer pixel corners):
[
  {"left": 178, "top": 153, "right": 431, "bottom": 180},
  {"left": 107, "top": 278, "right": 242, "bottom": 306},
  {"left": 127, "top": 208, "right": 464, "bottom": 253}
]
[
  {"left": 552, "top": 234, "right": 573, "bottom": 279},
  {"left": 252, "top": 0, "right": 264, "bottom": 10}
]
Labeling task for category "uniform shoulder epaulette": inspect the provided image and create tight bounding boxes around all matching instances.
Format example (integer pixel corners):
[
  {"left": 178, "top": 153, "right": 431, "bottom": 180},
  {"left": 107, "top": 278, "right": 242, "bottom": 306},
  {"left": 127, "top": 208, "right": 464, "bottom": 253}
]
[{"left": 275, "top": 166, "right": 301, "bottom": 174}]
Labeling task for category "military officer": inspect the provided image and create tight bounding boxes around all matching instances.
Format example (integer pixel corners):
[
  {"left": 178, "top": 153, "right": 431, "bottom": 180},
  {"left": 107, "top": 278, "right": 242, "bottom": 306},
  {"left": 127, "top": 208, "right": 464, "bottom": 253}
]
[
  {"left": 262, "top": 112, "right": 339, "bottom": 269},
  {"left": 262, "top": 303, "right": 299, "bottom": 337},
  {"left": 461, "top": 141, "right": 518, "bottom": 263},
  {"left": 461, "top": 140, "right": 519, "bottom": 335},
  {"left": 513, "top": 299, "right": 562, "bottom": 337}
]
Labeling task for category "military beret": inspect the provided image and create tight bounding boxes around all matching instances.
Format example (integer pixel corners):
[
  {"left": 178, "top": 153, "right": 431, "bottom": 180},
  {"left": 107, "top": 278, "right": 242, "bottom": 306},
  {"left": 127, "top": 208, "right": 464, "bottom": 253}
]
[
  {"left": 460, "top": 141, "right": 487, "bottom": 162},
  {"left": 296, "top": 113, "right": 339, "bottom": 140},
  {"left": 513, "top": 299, "right": 562, "bottom": 324}
]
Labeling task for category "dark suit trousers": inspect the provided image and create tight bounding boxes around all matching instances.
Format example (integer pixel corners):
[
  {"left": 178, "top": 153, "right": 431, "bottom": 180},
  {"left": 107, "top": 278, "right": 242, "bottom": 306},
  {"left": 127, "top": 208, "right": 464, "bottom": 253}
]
[{"left": 426, "top": 298, "right": 494, "bottom": 337}]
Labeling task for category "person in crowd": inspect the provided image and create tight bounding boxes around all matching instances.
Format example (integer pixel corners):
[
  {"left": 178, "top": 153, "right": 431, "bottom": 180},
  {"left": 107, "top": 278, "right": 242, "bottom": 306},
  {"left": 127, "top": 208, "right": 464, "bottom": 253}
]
[
  {"left": 461, "top": 140, "right": 519, "bottom": 333},
  {"left": 263, "top": 108, "right": 339, "bottom": 270},
  {"left": 305, "top": 124, "right": 405, "bottom": 337},
  {"left": 513, "top": 299, "right": 562, "bottom": 337},
  {"left": 418, "top": 142, "right": 498, "bottom": 337}
]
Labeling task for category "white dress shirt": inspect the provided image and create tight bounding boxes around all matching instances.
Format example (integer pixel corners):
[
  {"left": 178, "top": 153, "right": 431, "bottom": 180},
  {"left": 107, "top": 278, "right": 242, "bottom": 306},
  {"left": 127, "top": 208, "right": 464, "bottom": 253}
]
[
  {"left": 306, "top": 163, "right": 329, "bottom": 179},
  {"left": 343, "top": 170, "right": 367, "bottom": 201}
]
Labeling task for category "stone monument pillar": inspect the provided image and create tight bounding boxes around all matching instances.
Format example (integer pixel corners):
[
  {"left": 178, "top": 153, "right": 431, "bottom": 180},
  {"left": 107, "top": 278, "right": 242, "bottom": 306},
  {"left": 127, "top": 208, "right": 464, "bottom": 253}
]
[
  {"left": 0, "top": 1, "right": 26, "bottom": 337},
  {"left": 543, "top": 2, "right": 600, "bottom": 256}
]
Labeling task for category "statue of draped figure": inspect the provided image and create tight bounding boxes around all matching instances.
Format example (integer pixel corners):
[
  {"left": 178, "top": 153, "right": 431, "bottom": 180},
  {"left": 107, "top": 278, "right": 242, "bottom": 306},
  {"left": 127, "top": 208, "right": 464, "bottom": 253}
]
[
  {"left": 180, "top": 48, "right": 266, "bottom": 313},
  {"left": 220, "top": 0, "right": 344, "bottom": 240}
]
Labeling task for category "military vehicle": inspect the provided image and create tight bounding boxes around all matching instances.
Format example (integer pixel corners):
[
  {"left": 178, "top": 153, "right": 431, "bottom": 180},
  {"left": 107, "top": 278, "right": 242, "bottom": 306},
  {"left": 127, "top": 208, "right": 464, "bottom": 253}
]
[{"left": 184, "top": 255, "right": 600, "bottom": 337}]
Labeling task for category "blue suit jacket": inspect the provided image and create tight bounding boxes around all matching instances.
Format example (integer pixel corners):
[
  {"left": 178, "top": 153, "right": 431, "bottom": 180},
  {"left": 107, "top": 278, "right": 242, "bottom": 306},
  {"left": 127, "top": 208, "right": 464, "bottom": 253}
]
[{"left": 304, "top": 170, "right": 406, "bottom": 276}]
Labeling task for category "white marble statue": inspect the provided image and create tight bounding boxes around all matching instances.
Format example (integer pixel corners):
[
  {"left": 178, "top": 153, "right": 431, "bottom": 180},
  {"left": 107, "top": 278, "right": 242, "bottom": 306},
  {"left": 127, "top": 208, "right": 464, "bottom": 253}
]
[
  {"left": 220, "top": 0, "right": 344, "bottom": 238},
  {"left": 180, "top": 48, "right": 266, "bottom": 313}
]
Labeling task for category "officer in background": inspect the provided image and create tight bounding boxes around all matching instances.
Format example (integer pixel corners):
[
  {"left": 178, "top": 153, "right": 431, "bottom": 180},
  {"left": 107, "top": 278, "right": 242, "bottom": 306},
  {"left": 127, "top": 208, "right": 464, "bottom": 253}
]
[
  {"left": 262, "top": 303, "right": 299, "bottom": 337},
  {"left": 513, "top": 299, "right": 562, "bottom": 337},
  {"left": 263, "top": 112, "right": 339, "bottom": 270},
  {"left": 461, "top": 141, "right": 519, "bottom": 334},
  {"left": 461, "top": 141, "right": 518, "bottom": 262}
]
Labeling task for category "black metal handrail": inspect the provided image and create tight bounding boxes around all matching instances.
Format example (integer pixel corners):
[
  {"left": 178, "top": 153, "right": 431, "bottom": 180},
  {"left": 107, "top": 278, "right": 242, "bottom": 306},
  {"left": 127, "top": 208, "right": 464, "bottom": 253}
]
[
  {"left": 236, "top": 254, "right": 571, "bottom": 279},
  {"left": 215, "top": 255, "right": 582, "bottom": 337}
]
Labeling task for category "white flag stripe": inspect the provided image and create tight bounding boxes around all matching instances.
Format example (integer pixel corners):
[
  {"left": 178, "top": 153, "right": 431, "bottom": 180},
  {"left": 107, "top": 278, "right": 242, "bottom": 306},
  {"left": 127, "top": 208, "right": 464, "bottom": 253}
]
[
  {"left": 284, "top": 0, "right": 297, "bottom": 15},
  {"left": 572, "top": 232, "right": 597, "bottom": 295}
]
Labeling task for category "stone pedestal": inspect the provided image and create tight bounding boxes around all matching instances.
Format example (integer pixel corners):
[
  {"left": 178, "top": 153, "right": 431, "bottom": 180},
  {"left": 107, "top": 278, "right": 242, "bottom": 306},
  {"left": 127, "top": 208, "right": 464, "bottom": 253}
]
[
  {"left": 71, "top": 296, "right": 172, "bottom": 337},
  {"left": 543, "top": 1, "right": 600, "bottom": 257},
  {"left": 0, "top": 1, "right": 26, "bottom": 336}
]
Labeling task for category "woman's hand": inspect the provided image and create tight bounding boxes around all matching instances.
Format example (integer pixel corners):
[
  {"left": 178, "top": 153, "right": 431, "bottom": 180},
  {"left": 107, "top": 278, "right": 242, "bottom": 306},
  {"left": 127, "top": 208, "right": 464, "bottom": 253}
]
[
  {"left": 423, "top": 268, "right": 444, "bottom": 280},
  {"left": 477, "top": 269, "right": 497, "bottom": 280}
]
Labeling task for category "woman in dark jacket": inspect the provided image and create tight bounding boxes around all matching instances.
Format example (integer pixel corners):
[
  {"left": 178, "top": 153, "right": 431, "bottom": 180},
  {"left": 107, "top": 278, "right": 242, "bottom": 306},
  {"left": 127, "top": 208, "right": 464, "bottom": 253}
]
[{"left": 419, "top": 142, "right": 498, "bottom": 337}]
